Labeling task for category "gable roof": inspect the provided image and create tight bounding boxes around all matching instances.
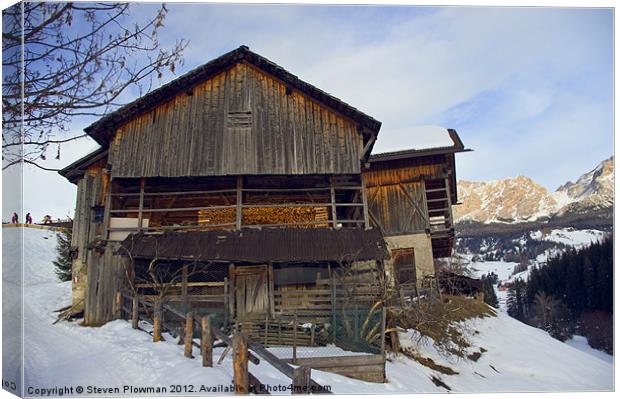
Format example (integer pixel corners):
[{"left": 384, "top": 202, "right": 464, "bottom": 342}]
[
  {"left": 85, "top": 45, "right": 382, "bottom": 146},
  {"left": 58, "top": 147, "right": 107, "bottom": 183}
]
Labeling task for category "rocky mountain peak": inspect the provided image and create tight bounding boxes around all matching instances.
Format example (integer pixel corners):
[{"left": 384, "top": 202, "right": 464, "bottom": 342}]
[{"left": 454, "top": 157, "right": 614, "bottom": 224}]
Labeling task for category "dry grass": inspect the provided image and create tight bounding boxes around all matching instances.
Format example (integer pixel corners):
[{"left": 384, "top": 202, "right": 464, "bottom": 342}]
[
  {"left": 392, "top": 295, "right": 496, "bottom": 359},
  {"left": 401, "top": 347, "right": 459, "bottom": 375}
]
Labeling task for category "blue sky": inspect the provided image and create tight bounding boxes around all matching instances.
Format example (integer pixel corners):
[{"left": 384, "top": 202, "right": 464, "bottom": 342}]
[{"left": 2, "top": 4, "right": 614, "bottom": 220}]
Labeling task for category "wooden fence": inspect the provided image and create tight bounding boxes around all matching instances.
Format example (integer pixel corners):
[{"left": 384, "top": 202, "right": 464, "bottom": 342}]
[{"left": 120, "top": 291, "right": 332, "bottom": 394}]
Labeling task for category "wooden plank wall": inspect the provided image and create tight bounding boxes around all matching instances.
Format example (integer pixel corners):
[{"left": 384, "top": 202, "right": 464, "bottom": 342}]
[
  {"left": 84, "top": 243, "right": 128, "bottom": 325},
  {"left": 365, "top": 181, "right": 429, "bottom": 236},
  {"left": 70, "top": 162, "right": 109, "bottom": 312},
  {"left": 109, "top": 63, "right": 363, "bottom": 178},
  {"left": 363, "top": 156, "right": 451, "bottom": 236}
]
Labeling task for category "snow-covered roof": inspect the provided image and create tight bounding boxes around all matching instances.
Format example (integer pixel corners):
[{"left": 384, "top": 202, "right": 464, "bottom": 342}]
[{"left": 369, "top": 126, "right": 467, "bottom": 162}]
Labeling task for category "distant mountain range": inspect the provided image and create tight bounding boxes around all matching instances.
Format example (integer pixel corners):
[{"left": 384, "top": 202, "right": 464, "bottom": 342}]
[{"left": 453, "top": 156, "right": 614, "bottom": 225}]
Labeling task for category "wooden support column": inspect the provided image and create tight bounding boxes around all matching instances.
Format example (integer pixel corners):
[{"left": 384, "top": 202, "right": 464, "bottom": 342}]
[
  {"left": 292, "top": 365, "right": 311, "bottom": 395},
  {"left": 223, "top": 277, "right": 229, "bottom": 328},
  {"left": 236, "top": 176, "right": 243, "bottom": 230},
  {"left": 103, "top": 179, "right": 113, "bottom": 239},
  {"left": 268, "top": 264, "right": 275, "bottom": 318},
  {"left": 184, "top": 313, "right": 194, "bottom": 358},
  {"left": 228, "top": 263, "right": 236, "bottom": 319},
  {"left": 330, "top": 272, "right": 336, "bottom": 343},
  {"left": 292, "top": 312, "right": 298, "bottom": 364},
  {"left": 444, "top": 177, "right": 454, "bottom": 228},
  {"left": 137, "top": 178, "right": 145, "bottom": 231},
  {"left": 132, "top": 296, "right": 139, "bottom": 329},
  {"left": 233, "top": 333, "right": 249, "bottom": 394},
  {"left": 153, "top": 301, "right": 162, "bottom": 342},
  {"left": 361, "top": 177, "right": 370, "bottom": 230},
  {"left": 329, "top": 177, "right": 337, "bottom": 228},
  {"left": 380, "top": 306, "right": 386, "bottom": 356},
  {"left": 201, "top": 316, "right": 213, "bottom": 367},
  {"left": 181, "top": 264, "right": 188, "bottom": 307}
]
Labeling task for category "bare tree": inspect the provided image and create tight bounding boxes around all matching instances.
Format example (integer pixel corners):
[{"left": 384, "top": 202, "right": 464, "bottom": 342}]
[{"left": 2, "top": 2, "right": 188, "bottom": 170}]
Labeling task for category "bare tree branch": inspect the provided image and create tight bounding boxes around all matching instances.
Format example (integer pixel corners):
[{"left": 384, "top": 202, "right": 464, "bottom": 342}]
[{"left": 2, "top": 2, "right": 188, "bottom": 169}]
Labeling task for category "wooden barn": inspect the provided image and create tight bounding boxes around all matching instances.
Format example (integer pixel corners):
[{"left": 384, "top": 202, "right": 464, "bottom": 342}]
[{"left": 59, "top": 46, "right": 467, "bottom": 381}]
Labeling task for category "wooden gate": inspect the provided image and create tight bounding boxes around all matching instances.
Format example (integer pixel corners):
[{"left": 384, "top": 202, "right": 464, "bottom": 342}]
[{"left": 235, "top": 265, "right": 271, "bottom": 320}]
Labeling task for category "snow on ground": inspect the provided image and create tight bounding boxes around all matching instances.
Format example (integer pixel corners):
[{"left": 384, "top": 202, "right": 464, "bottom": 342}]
[
  {"left": 531, "top": 228, "right": 606, "bottom": 249},
  {"left": 2, "top": 227, "right": 614, "bottom": 396},
  {"left": 565, "top": 336, "right": 614, "bottom": 365},
  {"left": 467, "top": 260, "right": 518, "bottom": 282},
  {"left": 396, "top": 312, "right": 613, "bottom": 393}
]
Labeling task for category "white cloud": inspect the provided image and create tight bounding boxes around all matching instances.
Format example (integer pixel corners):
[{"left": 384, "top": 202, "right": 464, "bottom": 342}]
[{"left": 3, "top": 5, "right": 612, "bottom": 219}]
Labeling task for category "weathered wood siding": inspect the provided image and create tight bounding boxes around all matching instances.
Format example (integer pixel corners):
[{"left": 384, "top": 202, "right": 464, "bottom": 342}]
[
  {"left": 363, "top": 157, "right": 447, "bottom": 188},
  {"left": 109, "top": 63, "right": 363, "bottom": 178},
  {"left": 84, "top": 243, "right": 128, "bottom": 325},
  {"left": 363, "top": 159, "right": 446, "bottom": 236},
  {"left": 365, "top": 181, "right": 429, "bottom": 236},
  {"left": 70, "top": 161, "right": 109, "bottom": 312}
]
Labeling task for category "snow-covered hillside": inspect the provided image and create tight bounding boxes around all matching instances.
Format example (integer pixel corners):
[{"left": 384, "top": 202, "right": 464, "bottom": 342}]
[
  {"left": 2, "top": 227, "right": 614, "bottom": 395},
  {"left": 462, "top": 228, "right": 607, "bottom": 286}
]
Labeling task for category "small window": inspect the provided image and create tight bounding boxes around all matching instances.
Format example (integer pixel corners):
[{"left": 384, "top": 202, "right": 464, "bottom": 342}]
[
  {"left": 227, "top": 111, "right": 252, "bottom": 128},
  {"left": 92, "top": 205, "right": 105, "bottom": 224},
  {"left": 392, "top": 248, "right": 416, "bottom": 285}
]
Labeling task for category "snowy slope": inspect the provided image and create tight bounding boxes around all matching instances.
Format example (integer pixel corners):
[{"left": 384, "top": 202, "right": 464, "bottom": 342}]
[{"left": 2, "top": 228, "right": 614, "bottom": 396}]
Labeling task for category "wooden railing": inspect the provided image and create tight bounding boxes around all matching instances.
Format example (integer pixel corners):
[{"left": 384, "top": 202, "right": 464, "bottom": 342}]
[
  {"left": 120, "top": 291, "right": 331, "bottom": 394},
  {"left": 107, "top": 177, "right": 368, "bottom": 238}
]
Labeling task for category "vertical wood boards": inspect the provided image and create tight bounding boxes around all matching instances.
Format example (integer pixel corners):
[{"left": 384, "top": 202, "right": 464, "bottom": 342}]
[
  {"left": 365, "top": 181, "right": 429, "bottom": 236},
  {"left": 110, "top": 63, "right": 363, "bottom": 178}
]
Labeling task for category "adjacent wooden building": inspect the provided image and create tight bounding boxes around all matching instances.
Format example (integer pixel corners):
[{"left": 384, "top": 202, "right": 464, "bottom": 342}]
[{"left": 59, "top": 47, "right": 467, "bottom": 362}]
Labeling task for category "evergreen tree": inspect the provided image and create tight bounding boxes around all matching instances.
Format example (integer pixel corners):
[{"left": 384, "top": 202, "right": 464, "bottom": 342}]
[
  {"left": 53, "top": 228, "right": 73, "bottom": 282},
  {"left": 481, "top": 273, "right": 499, "bottom": 308},
  {"left": 507, "top": 278, "right": 528, "bottom": 321}
]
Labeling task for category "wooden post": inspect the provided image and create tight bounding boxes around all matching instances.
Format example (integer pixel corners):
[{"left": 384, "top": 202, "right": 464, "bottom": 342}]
[
  {"left": 181, "top": 264, "right": 188, "bottom": 306},
  {"left": 184, "top": 313, "right": 194, "bottom": 358},
  {"left": 137, "top": 178, "right": 145, "bottom": 231},
  {"left": 223, "top": 277, "right": 229, "bottom": 329},
  {"left": 381, "top": 306, "right": 386, "bottom": 356},
  {"left": 330, "top": 274, "right": 336, "bottom": 343},
  {"left": 232, "top": 333, "right": 249, "bottom": 394},
  {"left": 292, "top": 365, "right": 311, "bottom": 394},
  {"left": 360, "top": 177, "right": 370, "bottom": 229},
  {"left": 132, "top": 296, "right": 139, "bottom": 329},
  {"left": 264, "top": 315, "right": 269, "bottom": 346},
  {"left": 292, "top": 312, "right": 298, "bottom": 364},
  {"left": 268, "top": 264, "right": 275, "bottom": 318},
  {"left": 310, "top": 324, "right": 315, "bottom": 347},
  {"left": 153, "top": 301, "right": 162, "bottom": 342},
  {"left": 236, "top": 176, "right": 243, "bottom": 230},
  {"left": 114, "top": 290, "right": 121, "bottom": 319},
  {"left": 201, "top": 316, "right": 213, "bottom": 367},
  {"left": 329, "top": 177, "right": 337, "bottom": 228}
]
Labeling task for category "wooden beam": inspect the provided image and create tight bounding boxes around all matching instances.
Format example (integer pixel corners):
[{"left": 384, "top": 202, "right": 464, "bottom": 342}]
[
  {"left": 361, "top": 177, "right": 370, "bottom": 229},
  {"left": 201, "top": 316, "right": 213, "bottom": 367},
  {"left": 137, "top": 178, "right": 145, "bottom": 231},
  {"left": 236, "top": 176, "right": 243, "bottom": 230},
  {"left": 184, "top": 313, "right": 194, "bottom": 358},
  {"left": 292, "top": 366, "right": 311, "bottom": 394},
  {"left": 233, "top": 333, "right": 249, "bottom": 394},
  {"left": 330, "top": 177, "right": 337, "bottom": 228},
  {"left": 153, "top": 301, "right": 162, "bottom": 342},
  {"left": 131, "top": 296, "right": 139, "bottom": 329}
]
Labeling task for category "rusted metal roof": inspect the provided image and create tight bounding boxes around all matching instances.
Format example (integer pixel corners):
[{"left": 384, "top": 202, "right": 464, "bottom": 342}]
[{"left": 117, "top": 227, "right": 388, "bottom": 263}]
